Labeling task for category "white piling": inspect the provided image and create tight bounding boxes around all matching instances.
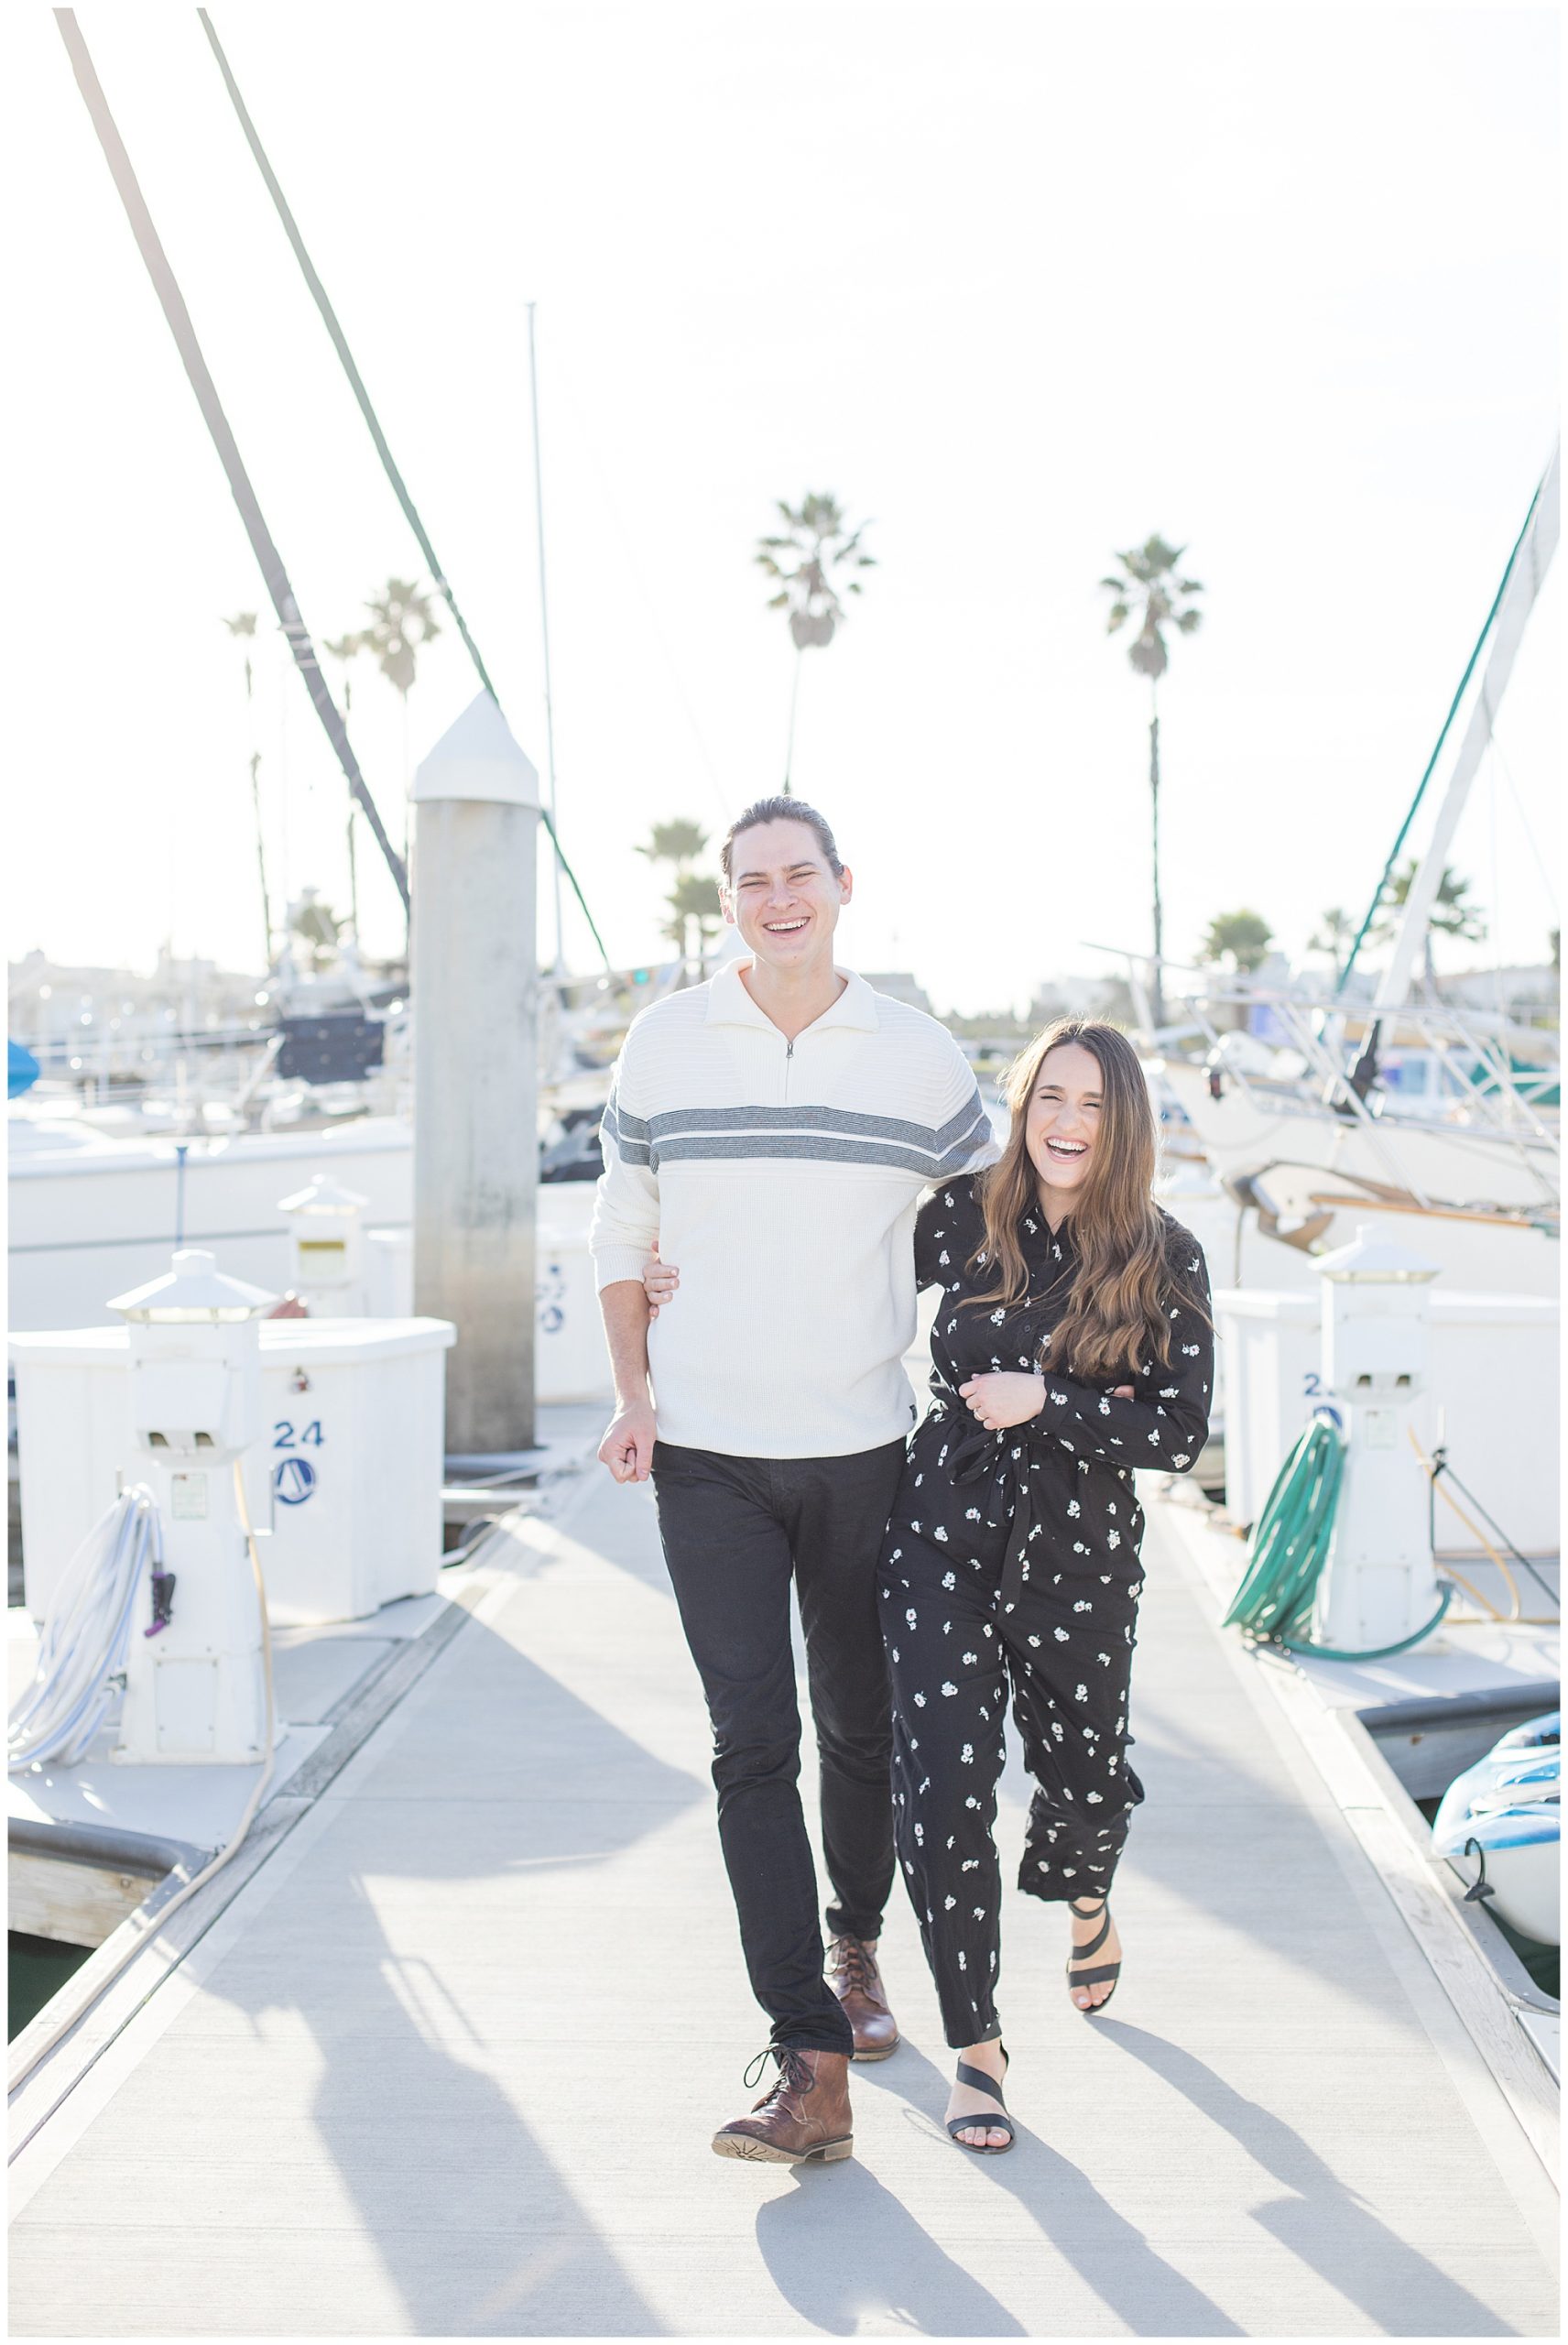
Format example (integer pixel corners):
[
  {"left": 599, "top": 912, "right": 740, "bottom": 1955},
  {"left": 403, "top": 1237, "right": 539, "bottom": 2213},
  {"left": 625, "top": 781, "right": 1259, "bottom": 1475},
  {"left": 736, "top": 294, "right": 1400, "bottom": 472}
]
[{"left": 410, "top": 693, "right": 540, "bottom": 1455}]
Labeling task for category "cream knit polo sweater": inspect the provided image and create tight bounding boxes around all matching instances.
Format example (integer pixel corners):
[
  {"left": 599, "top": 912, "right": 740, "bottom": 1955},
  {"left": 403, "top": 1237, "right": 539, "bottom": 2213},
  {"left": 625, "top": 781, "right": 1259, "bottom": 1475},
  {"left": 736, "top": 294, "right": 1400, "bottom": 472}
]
[{"left": 590, "top": 961, "right": 996, "bottom": 1459}]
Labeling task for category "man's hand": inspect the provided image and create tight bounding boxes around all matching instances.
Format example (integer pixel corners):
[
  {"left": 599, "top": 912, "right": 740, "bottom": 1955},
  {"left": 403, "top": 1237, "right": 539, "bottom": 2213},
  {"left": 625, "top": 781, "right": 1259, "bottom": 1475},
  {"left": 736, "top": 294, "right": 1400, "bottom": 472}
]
[
  {"left": 598, "top": 1398, "right": 658, "bottom": 1483},
  {"left": 959, "top": 1372, "right": 1047, "bottom": 1432},
  {"left": 643, "top": 1242, "right": 681, "bottom": 1319}
]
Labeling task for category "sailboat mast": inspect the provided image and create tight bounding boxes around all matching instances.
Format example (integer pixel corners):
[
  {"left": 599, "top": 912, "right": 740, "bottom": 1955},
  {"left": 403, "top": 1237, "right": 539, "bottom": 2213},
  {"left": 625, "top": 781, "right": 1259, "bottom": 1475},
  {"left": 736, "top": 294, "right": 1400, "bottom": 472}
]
[
  {"left": 1373, "top": 443, "right": 1559, "bottom": 1014},
  {"left": 527, "top": 303, "right": 567, "bottom": 975}
]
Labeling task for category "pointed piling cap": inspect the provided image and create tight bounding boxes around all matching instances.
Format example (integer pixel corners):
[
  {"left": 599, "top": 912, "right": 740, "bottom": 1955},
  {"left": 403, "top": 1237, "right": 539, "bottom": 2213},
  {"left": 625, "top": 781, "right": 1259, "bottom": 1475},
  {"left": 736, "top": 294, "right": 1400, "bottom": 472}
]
[
  {"left": 1316, "top": 1224, "right": 1441, "bottom": 1283},
  {"left": 277, "top": 1170, "right": 369, "bottom": 1216},
  {"left": 110, "top": 1248, "right": 279, "bottom": 1322},
  {"left": 412, "top": 692, "right": 540, "bottom": 808}
]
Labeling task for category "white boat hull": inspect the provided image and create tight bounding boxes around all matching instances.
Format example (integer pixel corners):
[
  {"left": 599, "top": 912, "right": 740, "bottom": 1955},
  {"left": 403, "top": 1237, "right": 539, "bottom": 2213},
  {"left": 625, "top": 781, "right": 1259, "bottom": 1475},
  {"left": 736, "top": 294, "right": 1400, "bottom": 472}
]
[{"left": 1445, "top": 1837, "right": 1561, "bottom": 1947}]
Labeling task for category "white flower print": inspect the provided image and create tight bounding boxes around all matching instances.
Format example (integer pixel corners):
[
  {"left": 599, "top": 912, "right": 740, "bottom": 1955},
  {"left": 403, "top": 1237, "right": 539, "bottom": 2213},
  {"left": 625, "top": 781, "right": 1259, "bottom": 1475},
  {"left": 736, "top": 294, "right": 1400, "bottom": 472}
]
[
  {"left": 905, "top": 1609, "right": 917, "bottom": 1629},
  {"left": 960, "top": 1742, "right": 975, "bottom": 1764},
  {"left": 941, "top": 1681, "right": 958, "bottom": 1697},
  {"left": 1074, "top": 1683, "right": 1088, "bottom": 1700},
  {"left": 1067, "top": 1500, "right": 1081, "bottom": 1519},
  {"left": 1107, "top": 1531, "right": 1120, "bottom": 1550},
  {"left": 1054, "top": 1627, "right": 1070, "bottom": 1642},
  {"left": 914, "top": 1692, "right": 927, "bottom": 1707}
]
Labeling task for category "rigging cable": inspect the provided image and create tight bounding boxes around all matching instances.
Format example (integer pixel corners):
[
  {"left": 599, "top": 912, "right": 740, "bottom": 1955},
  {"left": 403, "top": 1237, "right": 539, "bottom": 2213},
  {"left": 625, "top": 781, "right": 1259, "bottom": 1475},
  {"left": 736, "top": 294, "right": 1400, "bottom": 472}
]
[
  {"left": 53, "top": 8, "right": 408, "bottom": 915},
  {"left": 196, "top": 8, "right": 612, "bottom": 970}
]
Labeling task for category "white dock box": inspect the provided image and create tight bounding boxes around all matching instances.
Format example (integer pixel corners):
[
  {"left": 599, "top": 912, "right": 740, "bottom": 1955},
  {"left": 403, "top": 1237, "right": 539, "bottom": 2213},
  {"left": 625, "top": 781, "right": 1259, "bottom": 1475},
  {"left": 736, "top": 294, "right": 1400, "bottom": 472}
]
[
  {"left": 1214, "top": 1287, "right": 1559, "bottom": 1556},
  {"left": 11, "top": 1316, "right": 456, "bottom": 1626}
]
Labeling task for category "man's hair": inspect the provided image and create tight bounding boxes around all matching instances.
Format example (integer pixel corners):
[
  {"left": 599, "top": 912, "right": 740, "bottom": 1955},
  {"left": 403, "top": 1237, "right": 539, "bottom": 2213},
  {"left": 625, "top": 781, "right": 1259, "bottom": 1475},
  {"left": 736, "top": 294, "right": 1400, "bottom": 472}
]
[{"left": 719, "top": 796, "right": 844, "bottom": 886}]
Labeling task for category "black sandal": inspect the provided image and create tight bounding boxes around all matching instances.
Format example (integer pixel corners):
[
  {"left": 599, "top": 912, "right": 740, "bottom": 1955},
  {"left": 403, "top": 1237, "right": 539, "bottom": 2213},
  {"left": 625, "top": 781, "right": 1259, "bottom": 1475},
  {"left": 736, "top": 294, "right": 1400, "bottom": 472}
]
[
  {"left": 945, "top": 2046, "right": 1014, "bottom": 2154},
  {"left": 1067, "top": 1895, "right": 1121, "bottom": 2012}
]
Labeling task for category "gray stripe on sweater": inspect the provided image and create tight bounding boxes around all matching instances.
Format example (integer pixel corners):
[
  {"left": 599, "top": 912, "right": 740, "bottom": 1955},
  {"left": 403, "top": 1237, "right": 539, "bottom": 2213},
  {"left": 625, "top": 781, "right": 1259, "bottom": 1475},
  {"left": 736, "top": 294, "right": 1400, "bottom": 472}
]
[
  {"left": 645, "top": 1119, "right": 990, "bottom": 1177},
  {"left": 628, "top": 1086, "right": 986, "bottom": 1152}
]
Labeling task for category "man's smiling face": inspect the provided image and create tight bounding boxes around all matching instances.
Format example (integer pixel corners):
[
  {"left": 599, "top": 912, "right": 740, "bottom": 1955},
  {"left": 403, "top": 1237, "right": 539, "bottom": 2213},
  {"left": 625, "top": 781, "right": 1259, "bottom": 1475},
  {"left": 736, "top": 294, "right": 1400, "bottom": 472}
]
[{"left": 723, "top": 817, "right": 853, "bottom": 972}]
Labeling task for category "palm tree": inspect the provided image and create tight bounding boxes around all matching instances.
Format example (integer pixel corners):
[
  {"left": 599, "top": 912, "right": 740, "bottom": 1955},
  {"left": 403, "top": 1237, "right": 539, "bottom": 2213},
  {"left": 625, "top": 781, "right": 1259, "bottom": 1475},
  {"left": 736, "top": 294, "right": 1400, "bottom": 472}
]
[
  {"left": 1310, "top": 907, "right": 1356, "bottom": 963},
  {"left": 357, "top": 577, "right": 442, "bottom": 697},
  {"left": 637, "top": 819, "right": 710, "bottom": 874},
  {"left": 1370, "top": 858, "right": 1486, "bottom": 995},
  {"left": 1202, "top": 910, "right": 1274, "bottom": 974},
  {"left": 1100, "top": 536, "right": 1204, "bottom": 1030},
  {"left": 222, "top": 610, "right": 272, "bottom": 966},
  {"left": 664, "top": 871, "right": 723, "bottom": 966},
  {"left": 289, "top": 887, "right": 341, "bottom": 973},
  {"left": 756, "top": 494, "right": 876, "bottom": 792},
  {"left": 358, "top": 576, "right": 442, "bottom": 864},
  {"left": 324, "top": 632, "right": 366, "bottom": 935},
  {"left": 637, "top": 820, "right": 721, "bottom": 977}
]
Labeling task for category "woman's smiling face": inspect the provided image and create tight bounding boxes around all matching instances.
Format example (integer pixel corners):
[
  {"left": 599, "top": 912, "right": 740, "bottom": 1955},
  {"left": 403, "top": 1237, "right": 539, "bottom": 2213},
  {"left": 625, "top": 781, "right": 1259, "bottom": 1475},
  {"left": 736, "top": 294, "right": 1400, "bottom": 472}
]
[{"left": 1024, "top": 1041, "right": 1103, "bottom": 1213}]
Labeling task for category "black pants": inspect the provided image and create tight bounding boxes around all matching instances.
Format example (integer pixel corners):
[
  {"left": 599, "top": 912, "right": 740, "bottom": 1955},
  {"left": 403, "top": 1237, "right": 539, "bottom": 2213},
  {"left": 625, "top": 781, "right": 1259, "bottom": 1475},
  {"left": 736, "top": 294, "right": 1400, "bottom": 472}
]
[
  {"left": 880, "top": 1518, "right": 1145, "bottom": 2048},
  {"left": 650, "top": 1437, "right": 907, "bottom": 2055}
]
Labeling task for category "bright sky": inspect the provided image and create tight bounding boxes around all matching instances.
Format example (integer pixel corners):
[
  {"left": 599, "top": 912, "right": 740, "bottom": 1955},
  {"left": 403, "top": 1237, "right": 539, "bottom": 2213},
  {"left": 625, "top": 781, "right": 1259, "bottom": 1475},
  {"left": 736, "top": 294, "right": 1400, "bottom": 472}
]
[{"left": 5, "top": 1, "right": 1560, "bottom": 1015}]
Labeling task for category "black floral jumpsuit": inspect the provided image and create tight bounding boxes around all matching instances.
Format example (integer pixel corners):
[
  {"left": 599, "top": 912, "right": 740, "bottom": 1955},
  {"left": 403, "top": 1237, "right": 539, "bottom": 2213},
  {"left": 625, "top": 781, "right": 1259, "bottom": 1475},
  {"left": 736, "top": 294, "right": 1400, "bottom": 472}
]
[{"left": 879, "top": 1173, "right": 1213, "bottom": 2048}]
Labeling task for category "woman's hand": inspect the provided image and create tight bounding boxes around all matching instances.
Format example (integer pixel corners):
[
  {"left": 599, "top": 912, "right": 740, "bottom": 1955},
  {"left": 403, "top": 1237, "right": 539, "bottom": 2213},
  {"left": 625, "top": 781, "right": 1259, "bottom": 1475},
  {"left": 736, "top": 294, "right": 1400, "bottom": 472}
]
[
  {"left": 642, "top": 1242, "right": 681, "bottom": 1319},
  {"left": 958, "top": 1375, "right": 1135, "bottom": 1432},
  {"left": 958, "top": 1372, "right": 1046, "bottom": 1431}
]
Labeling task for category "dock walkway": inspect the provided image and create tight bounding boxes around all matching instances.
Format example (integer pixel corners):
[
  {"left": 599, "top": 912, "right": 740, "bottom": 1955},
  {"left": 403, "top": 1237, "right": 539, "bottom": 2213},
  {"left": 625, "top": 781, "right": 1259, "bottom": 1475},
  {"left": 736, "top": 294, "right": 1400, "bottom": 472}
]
[{"left": 9, "top": 1467, "right": 1559, "bottom": 2337}]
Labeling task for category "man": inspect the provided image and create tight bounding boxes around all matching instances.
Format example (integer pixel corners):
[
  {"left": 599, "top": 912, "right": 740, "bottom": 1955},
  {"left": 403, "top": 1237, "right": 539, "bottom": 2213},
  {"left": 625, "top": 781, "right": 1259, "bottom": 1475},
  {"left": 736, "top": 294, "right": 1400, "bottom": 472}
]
[{"left": 591, "top": 796, "right": 993, "bottom": 2165}]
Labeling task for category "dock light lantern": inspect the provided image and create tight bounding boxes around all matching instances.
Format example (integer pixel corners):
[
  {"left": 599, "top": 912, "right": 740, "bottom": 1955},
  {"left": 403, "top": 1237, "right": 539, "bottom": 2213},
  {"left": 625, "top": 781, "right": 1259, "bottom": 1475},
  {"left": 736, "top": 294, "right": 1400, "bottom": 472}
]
[
  {"left": 107, "top": 1249, "right": 278, "bottom": 1764},
  {"left": 277, "top": 1170, "right": 369, "bottom": 1313},
  {"left": 1312, "top": 1226, "right": 1442, "bottom": 1654}
]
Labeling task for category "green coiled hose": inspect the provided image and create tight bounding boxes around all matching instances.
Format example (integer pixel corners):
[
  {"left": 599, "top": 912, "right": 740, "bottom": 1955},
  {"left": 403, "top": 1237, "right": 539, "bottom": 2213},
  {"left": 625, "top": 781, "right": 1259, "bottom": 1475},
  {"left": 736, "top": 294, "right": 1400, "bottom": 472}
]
[{"left": 1225, "top": 1415, "right": 1452, "bottom": 1662}]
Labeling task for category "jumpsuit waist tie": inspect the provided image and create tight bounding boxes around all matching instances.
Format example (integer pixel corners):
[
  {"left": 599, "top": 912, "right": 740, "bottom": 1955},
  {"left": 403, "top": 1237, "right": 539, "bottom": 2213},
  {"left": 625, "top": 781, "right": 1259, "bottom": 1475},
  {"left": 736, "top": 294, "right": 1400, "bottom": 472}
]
[{"left": 923, "top": 1390, "right": 1069, "bottom": 1620}]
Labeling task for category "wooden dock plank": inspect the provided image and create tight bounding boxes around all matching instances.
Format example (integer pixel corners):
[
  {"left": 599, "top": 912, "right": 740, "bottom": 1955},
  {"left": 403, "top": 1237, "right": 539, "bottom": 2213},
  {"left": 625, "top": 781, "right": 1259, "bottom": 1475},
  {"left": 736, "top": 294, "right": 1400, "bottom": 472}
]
[{"left": 9, "top": 1473, "right": 1559, "bottom": 2338}]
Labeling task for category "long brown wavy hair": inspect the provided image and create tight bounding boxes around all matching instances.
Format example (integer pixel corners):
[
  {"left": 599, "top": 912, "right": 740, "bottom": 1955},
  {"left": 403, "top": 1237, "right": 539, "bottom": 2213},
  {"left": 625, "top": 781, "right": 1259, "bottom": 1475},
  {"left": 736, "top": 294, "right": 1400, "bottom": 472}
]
[{"left": 966, "top": 1018, "right": 1200, "bottom": 1380}]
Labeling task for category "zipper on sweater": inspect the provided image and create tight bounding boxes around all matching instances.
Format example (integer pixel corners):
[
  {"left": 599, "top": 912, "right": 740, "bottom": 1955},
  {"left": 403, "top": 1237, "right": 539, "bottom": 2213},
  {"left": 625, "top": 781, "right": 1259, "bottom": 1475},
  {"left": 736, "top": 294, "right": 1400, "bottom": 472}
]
[{"left": 784, "top": 1039, "right": 794, "bottom": 1101}]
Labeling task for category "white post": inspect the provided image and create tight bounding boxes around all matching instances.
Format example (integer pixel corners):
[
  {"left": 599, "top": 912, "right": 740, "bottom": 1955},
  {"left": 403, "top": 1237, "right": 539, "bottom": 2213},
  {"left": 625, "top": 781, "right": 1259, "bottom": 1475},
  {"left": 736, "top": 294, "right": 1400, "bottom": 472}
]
[
  {"left": 410, "top": 693, "right": 541, "bottom": 1456},
  {"left": 1312, "top": 1227, "right": 1441, "bottom": 1652},
  {"left": 108, "top": 1249, "right": 277, "bottom": 1765}
]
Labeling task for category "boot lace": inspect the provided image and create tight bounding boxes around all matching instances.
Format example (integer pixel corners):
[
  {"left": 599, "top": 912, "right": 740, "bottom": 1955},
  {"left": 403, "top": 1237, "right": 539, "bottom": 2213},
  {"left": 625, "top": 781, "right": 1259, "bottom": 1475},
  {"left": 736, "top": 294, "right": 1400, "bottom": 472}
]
[
  {"left": 829, "top": 1935, "right": 875, "bottom": 1991},
  {"left": 742, "top": 2045, "right": 813, "bottom": 2103}
]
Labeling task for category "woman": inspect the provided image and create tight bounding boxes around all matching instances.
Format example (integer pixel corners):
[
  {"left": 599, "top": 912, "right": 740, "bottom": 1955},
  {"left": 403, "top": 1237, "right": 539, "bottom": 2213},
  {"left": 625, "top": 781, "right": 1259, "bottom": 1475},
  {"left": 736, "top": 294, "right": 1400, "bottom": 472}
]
[{"left": 886, "top": 1018, "right": 1212, "bottom": 2152}]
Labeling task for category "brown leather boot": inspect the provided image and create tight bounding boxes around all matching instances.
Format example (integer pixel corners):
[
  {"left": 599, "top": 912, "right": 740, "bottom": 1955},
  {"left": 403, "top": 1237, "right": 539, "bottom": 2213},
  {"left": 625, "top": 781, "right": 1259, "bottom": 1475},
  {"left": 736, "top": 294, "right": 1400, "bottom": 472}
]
[
  {"left": 825, "top": 1935, "right": 899, "bottom": 2061},
  {"left": 712, "top": 2046, "right": 854, "bottom": 2164}
]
